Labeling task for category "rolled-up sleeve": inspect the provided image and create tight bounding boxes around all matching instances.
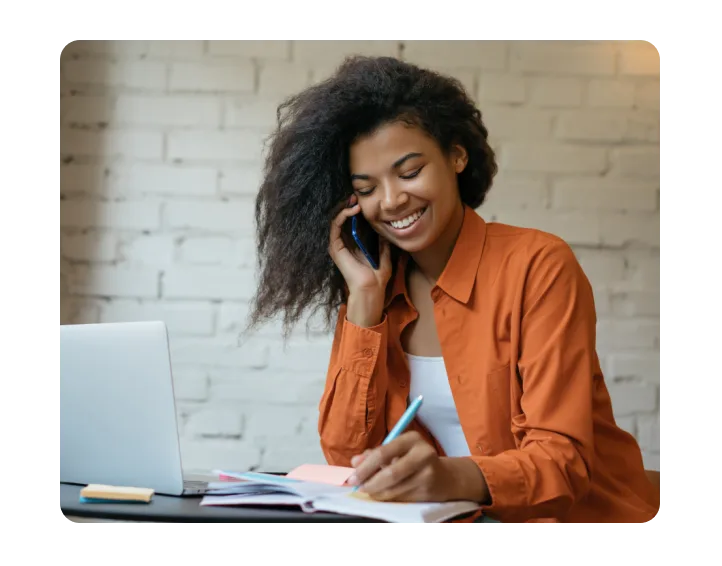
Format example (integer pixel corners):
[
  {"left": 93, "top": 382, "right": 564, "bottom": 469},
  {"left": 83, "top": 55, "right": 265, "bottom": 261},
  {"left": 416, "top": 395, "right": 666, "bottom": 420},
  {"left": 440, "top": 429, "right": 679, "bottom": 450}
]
[
  {"left": 318, "top": 304, "right": 389, "bottom": 465},
  {"left": 472, "top": 240, "right": 598, "bottom": 521}
]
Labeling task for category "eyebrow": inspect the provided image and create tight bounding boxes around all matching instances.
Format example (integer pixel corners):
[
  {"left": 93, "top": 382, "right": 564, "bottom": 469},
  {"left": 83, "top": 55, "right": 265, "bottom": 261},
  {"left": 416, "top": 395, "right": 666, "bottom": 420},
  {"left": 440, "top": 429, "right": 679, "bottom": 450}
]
[{"left": 350, "top": 152, "right": 424, "bottom": 181}]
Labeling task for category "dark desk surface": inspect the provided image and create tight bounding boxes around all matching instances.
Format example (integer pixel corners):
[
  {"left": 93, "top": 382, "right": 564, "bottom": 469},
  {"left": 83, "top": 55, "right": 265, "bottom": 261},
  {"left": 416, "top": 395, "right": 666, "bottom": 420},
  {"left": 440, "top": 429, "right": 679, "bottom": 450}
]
[{"left": 60, "top": 483, "right": 380, "bottom": 523}]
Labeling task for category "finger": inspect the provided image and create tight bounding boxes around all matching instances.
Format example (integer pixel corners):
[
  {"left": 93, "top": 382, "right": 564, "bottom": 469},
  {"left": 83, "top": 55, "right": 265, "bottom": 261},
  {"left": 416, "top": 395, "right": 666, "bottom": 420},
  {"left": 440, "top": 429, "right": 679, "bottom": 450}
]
[
  {"left": 367, "top": 466, "right": 431, "bottom": 502},
  {"left": 328, "top": 204, "right": 361, "bottom": 256},
  {"left": 361, "top": 441, "right": 434, "bottom": 495},
  {"left": 350, "top": 450, "right": 370, "bottom": 468},
  {"left": 352, "top": 431, "right": 423, "bottom": 485}
]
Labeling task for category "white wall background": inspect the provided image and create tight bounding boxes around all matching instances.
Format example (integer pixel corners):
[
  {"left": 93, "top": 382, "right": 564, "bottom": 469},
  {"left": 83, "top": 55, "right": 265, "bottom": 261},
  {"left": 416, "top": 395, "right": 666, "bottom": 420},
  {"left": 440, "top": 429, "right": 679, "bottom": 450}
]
[{"left": 59, "top": 40, "right": 660, "bottom": 473}]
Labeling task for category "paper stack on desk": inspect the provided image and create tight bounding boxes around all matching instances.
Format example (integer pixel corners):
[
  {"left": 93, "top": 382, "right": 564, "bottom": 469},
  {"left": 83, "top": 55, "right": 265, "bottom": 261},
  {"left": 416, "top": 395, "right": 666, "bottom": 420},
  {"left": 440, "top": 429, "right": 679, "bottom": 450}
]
[{"left": 201, "top": 469, "right": 479, "bottom": 523}]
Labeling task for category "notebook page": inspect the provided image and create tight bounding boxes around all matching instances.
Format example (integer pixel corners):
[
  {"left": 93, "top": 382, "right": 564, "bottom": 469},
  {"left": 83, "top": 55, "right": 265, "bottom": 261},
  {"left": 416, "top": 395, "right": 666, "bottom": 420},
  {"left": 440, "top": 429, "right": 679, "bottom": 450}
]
[
  {"left": 201, "top": 493, "right": 305, "bottom": 507},
  {"left": 311, "top": 493, "right": 480, "bottom": 523}
]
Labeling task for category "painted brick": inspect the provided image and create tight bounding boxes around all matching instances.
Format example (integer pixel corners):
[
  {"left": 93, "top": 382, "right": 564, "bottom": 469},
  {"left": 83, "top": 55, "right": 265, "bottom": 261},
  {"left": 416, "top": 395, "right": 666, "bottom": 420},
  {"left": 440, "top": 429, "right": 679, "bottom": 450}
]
[
  {"left": 258, "top": 63, "right": 311, "bottom": 95},
  {"left": 294, "top": 40, "right": 398, "bottom": 63},
  {"left": 489, "top": 209, "right": 600, "bottom": 246},
  {"left": 61, "top": 129, "right": 163, "bottom": 160},
  {"left": 99, "top": 300, "right": 215, "bottom": 336},
  {"left": 499, "top": 143, "right": 607, "bottom": 174},
  {"left": 597, "top": 319, "right": 659, "bottom": 351},
  {"left": 607, "top": 353, "right": 660, "bottom": 384},
  {"left": 169, "top": 336, "right": 269, "bottom": 368},
  {"left": 482, "top": 173, "right": 548, "bottom": 209},
  {"left": 555, "top": 111, "right": 628, "bottom": 142},
  {"left": 62, "top": 60, "right": 166, "bottom": 90},
  {"left": 635, "top": 82, "right": 660, "bottom": 110},
  {"left": 599, "top": 213, "right": 659, "bottom": 247},
  {"left": 60, "top": 164, "right": 106, "bottom": 195},
  {"left": 403, "top": 41, "right": 506, "bottom": 70},
  {"left": 510, "top": 41, "right": 616, "bottom": 76},
  {"left": 620, "top": 42, "right": 660, "bottom": 76},
  {"left": 163, "top": 200, "right": 255, "bottom": 234},
  {"left": 67, "top": 265, "right": 159, "bottom": 298},
  {"left": 179, "top": 438, "right": 261, "bottom": 473},
  {"left": 609, "top": 147, "right": 660, "bottom": 179},
  {"left": 587, "top": 80, "right": 635, "bottom": 108},
  {"left": 185, "top": 409, "right": 244, "bottom": 438},
  {"left": 208, "top": 40, "right": 290, "bottom": 60},
  {"left": 167, "top": 130, "right": 267, "bottom": 161},
  {"left": 169, "top": 62, "right": 254, "bottom": 92},
  {"left": 162, "top": 267, "right": 257, "bottom": 300},
  {"left": 477, "top": 74, "right": 526, "bottom": 104},
  {"left": 177, "top": 236, "right": 255, "bottom": 267},
  {"left": 225, "top": 97, "right": 281, "bottom": 129},
  {"left": 62, "top": 96, "right": 115, "bottom": 125},
  {"left": 610, "top": 291, "right": 660, "bottom": 317},
  {"left": 147, "top": 40, "right": 205, "bottom": 59},
  {"left": 529, "top": 77, "right": 582, "bottom": 107},
  {"left": 219, "top": 166, "right": 263, "bottom": 195},
  {"left": 209, "top": 369, "right": 326, "bottom": 405},
  {"left": 60, "top": 200, "right": 161, "bottom": 231},
  {"left": 482, "top": 107, "right": 553, "bottom": 140},
  {"left": 62, "top": 40, "right": 147, "bottom": 57},
  {"left": 267, "top": 337, "right": 334, "bottom": 372},
  {"left": 607, "top": 380, "right": 658, "bottom": 417},
  {"left": 113, "top": 95, "right": 220, "bottom": 127},
  {"left": 552, "top": 177, "right": 658, "bottom": 211},
  {"left": 118, "top": 234, "right": 176, "bottom": 266},
  {"left": 574, "top": 249, "right": 626, "bottom": 285},
  {"left": 244, "top": 403, "right": 321, "bottom": 440},
  {"left": 61, "top": 233, "right": 117, "bottom": 262},
  {"left": 172, "top": 367, "right": 210, "bottom": 402},
  {"left": 108, "top": 164, "right": 217, "bottom": 197},
  {"left": 626, "top": 110, "right": 660, "bottom": 143}
]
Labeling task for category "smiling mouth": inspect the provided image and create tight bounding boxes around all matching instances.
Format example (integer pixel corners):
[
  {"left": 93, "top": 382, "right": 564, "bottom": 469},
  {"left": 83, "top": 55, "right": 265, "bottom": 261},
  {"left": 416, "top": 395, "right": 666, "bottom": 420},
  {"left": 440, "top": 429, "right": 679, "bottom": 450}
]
[{"left": 385, "top": 207, "right": 427, "bottom": 230}]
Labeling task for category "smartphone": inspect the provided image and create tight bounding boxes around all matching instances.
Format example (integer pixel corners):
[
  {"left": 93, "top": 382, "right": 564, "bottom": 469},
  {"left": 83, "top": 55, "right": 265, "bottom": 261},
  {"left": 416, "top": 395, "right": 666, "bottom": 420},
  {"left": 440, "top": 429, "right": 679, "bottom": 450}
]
[{"left": 350, "top": 214, "right": 380, "bottom": 269}]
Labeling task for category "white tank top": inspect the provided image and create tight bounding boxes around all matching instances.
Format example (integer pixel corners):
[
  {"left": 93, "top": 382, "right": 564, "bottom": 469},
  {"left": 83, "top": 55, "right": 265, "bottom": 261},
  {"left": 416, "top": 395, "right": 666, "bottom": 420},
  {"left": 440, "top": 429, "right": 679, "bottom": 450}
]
[{"left": 405, "top": 353, "right": 471, "bottom": 457}]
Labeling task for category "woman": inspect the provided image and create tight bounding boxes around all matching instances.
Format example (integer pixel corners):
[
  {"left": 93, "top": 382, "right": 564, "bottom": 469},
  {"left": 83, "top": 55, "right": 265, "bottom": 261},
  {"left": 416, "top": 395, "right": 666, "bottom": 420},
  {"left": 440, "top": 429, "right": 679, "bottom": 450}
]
[{"left": 247, "top": 56, "right": 658, "bottom": 522}]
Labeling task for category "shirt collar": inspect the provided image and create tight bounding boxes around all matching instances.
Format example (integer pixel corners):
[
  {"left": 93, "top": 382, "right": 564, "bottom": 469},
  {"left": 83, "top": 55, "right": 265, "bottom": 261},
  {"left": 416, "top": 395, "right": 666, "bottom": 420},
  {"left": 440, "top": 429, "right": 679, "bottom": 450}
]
[{"left": 384, "top": 205, "right": 487, "bottom": 307}]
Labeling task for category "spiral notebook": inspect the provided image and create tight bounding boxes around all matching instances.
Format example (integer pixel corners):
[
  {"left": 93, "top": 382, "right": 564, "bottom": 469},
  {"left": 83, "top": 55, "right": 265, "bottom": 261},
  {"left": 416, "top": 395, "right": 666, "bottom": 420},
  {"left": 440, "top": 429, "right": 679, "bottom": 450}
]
[{"left": 201, "top": 471, "right": 480, "bottom": 523}]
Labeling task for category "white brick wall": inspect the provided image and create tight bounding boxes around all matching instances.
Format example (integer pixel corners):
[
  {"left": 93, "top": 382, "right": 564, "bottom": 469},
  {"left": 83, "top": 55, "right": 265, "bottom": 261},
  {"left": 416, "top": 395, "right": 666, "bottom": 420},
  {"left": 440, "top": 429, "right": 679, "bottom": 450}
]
[{"left": 60, "top": 41, "right": 660, "bottom": 473}]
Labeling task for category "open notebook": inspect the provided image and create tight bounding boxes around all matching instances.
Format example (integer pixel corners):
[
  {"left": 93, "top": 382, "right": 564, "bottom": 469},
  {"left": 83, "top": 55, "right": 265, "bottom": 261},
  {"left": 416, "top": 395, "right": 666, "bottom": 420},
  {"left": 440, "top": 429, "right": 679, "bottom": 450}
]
[{"left": 201, "top": 471, "right": 480, "bottom": 523}]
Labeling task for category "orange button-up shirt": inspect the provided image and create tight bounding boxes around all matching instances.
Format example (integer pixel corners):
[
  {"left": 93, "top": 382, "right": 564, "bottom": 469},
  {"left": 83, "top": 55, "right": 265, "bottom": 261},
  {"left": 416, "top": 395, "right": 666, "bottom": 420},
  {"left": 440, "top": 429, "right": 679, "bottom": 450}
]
[{"left": 318, "top": 205, "right": 658, "bottom": 522}]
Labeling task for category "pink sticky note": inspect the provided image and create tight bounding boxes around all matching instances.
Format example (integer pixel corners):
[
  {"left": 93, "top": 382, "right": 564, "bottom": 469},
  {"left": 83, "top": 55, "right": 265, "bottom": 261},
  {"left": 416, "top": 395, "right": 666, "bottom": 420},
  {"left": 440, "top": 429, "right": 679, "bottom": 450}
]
[{"left": 286, "top": 464, "right": 355, "bottom": 486}]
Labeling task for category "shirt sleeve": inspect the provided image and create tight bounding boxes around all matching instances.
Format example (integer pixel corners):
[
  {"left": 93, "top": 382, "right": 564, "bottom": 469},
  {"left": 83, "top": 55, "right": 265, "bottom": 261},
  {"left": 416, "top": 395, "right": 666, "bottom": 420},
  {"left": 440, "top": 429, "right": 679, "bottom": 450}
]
[
  {"left": 471, "top": 239, "right": 598, "bottom": 522},
  {"left": 318, "top": 303, "right": 389, "bottom": 465}
]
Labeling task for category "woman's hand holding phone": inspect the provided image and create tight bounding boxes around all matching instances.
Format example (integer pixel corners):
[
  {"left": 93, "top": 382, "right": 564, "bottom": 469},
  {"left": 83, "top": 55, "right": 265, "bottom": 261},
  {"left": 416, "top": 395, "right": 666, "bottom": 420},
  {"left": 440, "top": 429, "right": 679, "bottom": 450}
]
[{"left": 328, "top": 194, "right": 392, "bottom": 327}]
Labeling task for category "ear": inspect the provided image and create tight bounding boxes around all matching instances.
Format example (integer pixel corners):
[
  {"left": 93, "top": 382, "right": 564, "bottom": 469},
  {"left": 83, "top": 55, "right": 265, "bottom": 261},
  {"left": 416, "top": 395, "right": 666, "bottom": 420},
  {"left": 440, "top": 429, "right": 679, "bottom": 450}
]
[{"left": 450, "top": 144, "right": 469, "bottom": 174}]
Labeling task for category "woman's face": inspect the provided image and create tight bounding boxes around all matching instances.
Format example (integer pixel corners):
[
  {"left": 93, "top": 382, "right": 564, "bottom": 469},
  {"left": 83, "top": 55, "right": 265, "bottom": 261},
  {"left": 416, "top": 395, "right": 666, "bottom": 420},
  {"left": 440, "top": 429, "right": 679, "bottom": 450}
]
[{"left": 348, "top": 121, "right": 467, "bottom": 254}]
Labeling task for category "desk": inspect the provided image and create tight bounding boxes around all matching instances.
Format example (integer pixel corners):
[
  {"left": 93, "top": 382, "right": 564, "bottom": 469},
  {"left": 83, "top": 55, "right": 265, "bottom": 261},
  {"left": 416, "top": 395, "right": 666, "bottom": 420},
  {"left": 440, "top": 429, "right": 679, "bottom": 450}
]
[{"left": 60, "top": 483, "right": 381, "bottom": 523}]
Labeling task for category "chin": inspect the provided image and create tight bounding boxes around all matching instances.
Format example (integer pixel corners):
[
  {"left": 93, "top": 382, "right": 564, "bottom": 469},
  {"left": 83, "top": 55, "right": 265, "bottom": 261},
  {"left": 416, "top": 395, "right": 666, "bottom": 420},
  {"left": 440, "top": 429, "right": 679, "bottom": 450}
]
[{"left": 391, "top": 235, "right": 433, "bottom": 254}]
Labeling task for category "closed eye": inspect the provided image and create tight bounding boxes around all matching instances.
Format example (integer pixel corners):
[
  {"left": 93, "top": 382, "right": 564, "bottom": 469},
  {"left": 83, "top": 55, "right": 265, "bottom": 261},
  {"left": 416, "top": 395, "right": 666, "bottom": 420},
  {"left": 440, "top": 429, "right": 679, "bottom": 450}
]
[
  {"left": 355, "top": 186, "right": 376, "bottom": 196},
  {"left": 400, "top": 167, "right": 423, "bottom": 180}
]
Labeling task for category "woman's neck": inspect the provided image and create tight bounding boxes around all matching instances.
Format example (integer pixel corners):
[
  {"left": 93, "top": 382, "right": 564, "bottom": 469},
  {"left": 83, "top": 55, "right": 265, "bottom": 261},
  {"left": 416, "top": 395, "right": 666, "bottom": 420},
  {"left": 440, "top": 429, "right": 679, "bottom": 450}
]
[{"left": 410, "top": 202, "right": 465, "bottom": 284}]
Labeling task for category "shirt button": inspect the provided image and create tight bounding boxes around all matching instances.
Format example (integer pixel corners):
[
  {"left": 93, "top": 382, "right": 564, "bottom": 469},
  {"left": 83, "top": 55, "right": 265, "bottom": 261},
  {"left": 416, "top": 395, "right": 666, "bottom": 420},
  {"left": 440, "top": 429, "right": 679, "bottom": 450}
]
[{"left": 362, "top": 348, "right": 373, "bottom": 357}]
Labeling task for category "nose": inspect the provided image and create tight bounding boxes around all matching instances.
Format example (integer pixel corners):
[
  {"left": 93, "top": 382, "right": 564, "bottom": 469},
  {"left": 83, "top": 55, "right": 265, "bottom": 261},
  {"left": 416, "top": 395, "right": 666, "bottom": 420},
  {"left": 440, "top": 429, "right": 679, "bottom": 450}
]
[{"left": 378, "top": 180, "right": 409, "bottom": 214}]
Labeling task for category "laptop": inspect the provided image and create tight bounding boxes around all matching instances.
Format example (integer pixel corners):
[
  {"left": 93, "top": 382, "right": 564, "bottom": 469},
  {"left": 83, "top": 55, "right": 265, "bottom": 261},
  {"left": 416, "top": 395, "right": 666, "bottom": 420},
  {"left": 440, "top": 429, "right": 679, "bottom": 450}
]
[{"left": 60, "top": 320, "right": 213, "bottom": 496}]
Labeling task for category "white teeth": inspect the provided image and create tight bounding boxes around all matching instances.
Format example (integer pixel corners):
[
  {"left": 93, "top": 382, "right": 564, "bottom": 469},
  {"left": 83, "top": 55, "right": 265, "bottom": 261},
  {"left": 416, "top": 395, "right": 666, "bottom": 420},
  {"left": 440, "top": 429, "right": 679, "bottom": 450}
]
[{"left": 390, "top": 208, "right": 424, "bottom": 229}]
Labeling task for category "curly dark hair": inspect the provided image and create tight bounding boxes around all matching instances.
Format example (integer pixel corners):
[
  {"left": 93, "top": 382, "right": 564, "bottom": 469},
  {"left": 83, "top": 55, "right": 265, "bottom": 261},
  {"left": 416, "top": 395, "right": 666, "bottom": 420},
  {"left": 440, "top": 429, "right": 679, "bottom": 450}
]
[{"left": 246, "top": 55, "right": 497, "bottom": 338}]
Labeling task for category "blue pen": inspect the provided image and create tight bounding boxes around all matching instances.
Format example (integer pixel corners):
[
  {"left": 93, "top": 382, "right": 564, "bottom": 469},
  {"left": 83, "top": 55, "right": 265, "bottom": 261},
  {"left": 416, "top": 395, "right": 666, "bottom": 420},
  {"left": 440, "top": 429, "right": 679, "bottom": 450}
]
[{"left": 351, "top": 395, "right": 424, "bottom": 491}]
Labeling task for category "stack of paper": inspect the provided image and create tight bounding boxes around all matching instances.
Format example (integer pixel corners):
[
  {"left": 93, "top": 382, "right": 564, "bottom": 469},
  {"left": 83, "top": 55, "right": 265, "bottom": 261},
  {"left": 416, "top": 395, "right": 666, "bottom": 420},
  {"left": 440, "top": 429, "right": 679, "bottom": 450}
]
[{"left": 201, "top": 469, "right": 480, "bottom": 523}]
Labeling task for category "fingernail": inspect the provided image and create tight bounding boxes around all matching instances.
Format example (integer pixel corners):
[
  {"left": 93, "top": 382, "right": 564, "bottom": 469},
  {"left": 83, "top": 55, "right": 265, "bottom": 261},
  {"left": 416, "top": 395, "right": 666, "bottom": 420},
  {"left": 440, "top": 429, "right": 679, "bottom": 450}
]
[
  {"left": 347, "top": 196, "right": 354, "bottom": 206},
  {"left": 351, "top": 455, "right": 361, "bottom": 466},
  {"left": 348, "top": 473, "right": 359, "bottom": 486}
]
